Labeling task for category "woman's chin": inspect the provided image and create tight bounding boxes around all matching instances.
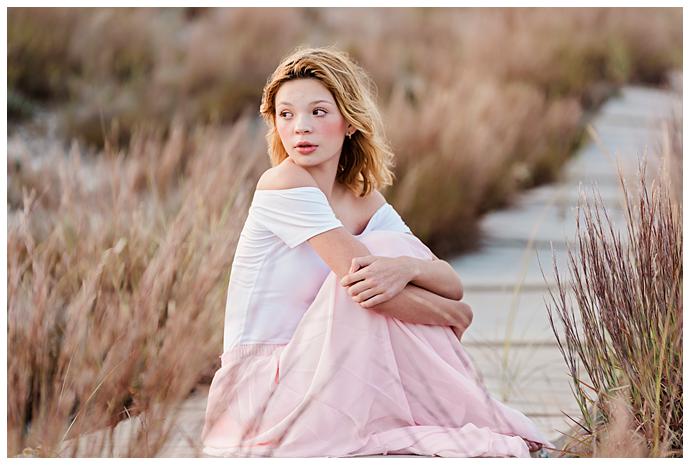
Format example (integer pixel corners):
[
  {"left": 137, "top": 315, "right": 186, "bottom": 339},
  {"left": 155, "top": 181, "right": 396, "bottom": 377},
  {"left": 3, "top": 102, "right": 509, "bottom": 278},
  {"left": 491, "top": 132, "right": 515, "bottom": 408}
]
[{"left": 288, "top": 154, "right": 331, "bottom": 167}]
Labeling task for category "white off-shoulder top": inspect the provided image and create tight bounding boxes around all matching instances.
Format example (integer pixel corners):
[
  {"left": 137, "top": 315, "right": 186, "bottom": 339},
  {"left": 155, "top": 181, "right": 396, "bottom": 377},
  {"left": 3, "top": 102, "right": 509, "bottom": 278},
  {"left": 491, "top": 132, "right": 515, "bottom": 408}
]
[{"left": 222, "top": 186, "right": 412, "bottom": 351}]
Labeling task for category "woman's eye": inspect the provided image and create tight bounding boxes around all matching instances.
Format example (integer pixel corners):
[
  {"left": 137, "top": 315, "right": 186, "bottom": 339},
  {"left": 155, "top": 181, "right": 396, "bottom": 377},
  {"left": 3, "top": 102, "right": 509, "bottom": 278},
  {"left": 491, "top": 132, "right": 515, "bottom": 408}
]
[{"left": 278, "top": 109, "right": 325, "bottom": 118}]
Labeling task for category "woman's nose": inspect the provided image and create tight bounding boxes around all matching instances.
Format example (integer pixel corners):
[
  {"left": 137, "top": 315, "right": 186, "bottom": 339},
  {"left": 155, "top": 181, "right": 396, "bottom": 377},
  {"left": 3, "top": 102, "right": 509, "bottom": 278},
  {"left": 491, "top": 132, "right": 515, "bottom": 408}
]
[
  {"left": 295, "top": 125, "right": 312, "bottom": 134},
  {"left": 294, "top": 115, "right": 312, "bottom": 134}
]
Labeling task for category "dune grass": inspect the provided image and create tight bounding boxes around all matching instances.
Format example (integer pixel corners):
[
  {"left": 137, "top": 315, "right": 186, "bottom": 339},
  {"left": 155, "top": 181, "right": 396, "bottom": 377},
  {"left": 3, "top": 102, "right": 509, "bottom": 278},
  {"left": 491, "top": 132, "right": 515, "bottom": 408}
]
[
  {"left": 8, "top": 118, "right": 269, "bottom": 456},
  {"left": 8, "top": 8, "right": 682, "bottom": 254},
  {"left": 545, "top": 109, "right": 682, "bottom": 457}
]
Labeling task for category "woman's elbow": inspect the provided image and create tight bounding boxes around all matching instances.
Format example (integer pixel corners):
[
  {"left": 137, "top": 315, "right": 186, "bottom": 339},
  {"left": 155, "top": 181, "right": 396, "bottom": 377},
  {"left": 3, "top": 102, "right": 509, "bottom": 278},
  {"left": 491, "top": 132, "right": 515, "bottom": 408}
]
[
  {"left": 443, "top": 261, "right": 463, "bottom": 300},
  {"left": 448, "top": 279, "right": 463, "bottom": 301},
  {"left": 454, "top": 300, "right": 473, "bottom": 330},
  {"left": 453, "top": 282, "right": 464, "bottom": 301}
]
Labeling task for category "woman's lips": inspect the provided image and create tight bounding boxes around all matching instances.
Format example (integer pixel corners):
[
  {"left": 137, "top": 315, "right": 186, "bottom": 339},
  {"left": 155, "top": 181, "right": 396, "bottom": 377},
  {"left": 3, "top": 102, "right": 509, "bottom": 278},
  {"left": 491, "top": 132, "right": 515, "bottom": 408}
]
[{"left": 295, "top": 145, "right": 318, "bottom": 154}]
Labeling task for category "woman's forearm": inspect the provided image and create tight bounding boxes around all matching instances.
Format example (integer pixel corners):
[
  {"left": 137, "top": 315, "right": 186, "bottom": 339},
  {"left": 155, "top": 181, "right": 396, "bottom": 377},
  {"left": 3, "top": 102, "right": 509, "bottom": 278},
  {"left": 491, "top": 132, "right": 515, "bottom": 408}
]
[
  {"left": 402, "top": 257, "right": 464, "bottom": 301},
  {"left": 364, "top": 281, "right": 472, "bottom": 333}
]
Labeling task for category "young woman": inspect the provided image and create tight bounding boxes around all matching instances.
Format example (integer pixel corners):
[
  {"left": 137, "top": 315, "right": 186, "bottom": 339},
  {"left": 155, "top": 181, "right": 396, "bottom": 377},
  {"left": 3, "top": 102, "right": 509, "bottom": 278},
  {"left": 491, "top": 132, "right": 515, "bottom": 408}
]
[{"left": 201, "top": 47, "right": 551, "bottom": 457}]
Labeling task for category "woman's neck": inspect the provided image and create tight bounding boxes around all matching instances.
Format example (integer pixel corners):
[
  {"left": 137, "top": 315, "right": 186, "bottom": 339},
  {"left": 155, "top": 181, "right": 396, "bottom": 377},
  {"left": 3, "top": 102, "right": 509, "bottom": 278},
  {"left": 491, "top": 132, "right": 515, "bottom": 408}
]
[{"left": 302, "top": 155, "right": 341, "bottom": 203}]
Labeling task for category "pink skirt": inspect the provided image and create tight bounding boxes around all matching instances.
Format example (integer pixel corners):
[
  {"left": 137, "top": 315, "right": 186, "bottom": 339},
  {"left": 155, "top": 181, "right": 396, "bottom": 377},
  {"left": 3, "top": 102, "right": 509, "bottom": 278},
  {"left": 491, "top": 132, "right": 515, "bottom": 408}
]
[{"left": 201, "top": 230, "right": 553, "bottom": 457}]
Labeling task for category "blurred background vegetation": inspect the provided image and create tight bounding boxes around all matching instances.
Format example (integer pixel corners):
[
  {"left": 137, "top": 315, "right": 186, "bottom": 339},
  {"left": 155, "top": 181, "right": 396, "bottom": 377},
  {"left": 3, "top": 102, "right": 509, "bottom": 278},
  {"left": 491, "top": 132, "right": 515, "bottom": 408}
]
[
  {"left": 7, "top": 7, "right": 682, "bottom": 457},
  {"left": 8, "top": 7, "right": 682, "bottom": 253}
]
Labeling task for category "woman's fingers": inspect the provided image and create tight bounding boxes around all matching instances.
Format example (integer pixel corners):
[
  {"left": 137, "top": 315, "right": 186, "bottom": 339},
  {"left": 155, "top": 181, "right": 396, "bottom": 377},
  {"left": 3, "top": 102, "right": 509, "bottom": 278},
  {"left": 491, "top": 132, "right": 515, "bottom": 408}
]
[
  {"left": 360, "top": 292, "right": 390, "bottom": 307},
  {"left": 347, "top": 255, "right": 377, "bottom": 275},
  {"left": 341, "top": 267, "right": 368, "bottom": 286},
  {"left": 353, "top": 286, "right": 383, "bottom": 303},
  {"left": 347, "top": 280, "right": 375, "bottom": 298}
]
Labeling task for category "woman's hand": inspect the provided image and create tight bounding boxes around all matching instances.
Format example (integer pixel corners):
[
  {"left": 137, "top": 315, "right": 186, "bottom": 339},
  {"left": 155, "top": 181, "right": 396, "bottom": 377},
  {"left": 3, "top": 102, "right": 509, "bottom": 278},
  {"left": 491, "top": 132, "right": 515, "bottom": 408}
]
[{"left": 340, "top": 255, "right": 417, "bottom": 308}]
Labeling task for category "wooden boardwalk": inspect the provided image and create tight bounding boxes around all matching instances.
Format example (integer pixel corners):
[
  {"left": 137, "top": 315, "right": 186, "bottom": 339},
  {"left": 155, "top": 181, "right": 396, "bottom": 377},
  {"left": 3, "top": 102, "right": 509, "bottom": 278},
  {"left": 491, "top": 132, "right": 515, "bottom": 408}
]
[{"left": 61, "top": 85, "right": 680, "bottom": 457}]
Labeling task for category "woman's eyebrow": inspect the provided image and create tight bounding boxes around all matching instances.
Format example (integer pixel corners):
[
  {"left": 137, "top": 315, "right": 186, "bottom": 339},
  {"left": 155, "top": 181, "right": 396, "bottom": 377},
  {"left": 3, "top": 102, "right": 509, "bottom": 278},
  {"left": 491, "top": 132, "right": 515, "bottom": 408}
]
[{"left": 276, "top": 99, "right": 334, "bottom": 107}]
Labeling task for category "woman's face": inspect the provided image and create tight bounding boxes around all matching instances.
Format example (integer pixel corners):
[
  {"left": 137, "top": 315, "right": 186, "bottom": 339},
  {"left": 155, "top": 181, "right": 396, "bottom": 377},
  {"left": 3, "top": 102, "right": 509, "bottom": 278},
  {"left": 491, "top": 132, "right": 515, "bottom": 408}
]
[{"left": 274, "top": 78, "right": 351, "bottom": 169}]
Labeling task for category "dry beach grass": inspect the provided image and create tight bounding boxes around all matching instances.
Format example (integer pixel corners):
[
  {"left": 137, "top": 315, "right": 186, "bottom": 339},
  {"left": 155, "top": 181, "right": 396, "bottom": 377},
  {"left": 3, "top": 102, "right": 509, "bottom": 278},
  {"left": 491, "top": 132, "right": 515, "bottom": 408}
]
[
  {"left": 8, "top": 120, "right": 268, "bottom": 456},
  {"left": 545, "top": 110, "right": 683, "bottom": 457},
  {"left": 9, "top": 7, "right": 682, "bottom": 254}
]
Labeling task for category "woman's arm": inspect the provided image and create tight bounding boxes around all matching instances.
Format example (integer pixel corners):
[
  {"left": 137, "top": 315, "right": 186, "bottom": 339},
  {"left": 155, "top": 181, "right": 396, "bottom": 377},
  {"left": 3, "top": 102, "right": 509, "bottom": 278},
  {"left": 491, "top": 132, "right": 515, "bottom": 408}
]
[
  {"left": 345, "top": 254, "right": 464, "bottom": 302},
  {"left": 308, "top": 227, "right": 472, "bottom": 335},
  {"left": 403, "top": 255, "right": 464, "bottom": 301},
  {"left": 373, "top": 281, "right": 473, "bottom": 333}
]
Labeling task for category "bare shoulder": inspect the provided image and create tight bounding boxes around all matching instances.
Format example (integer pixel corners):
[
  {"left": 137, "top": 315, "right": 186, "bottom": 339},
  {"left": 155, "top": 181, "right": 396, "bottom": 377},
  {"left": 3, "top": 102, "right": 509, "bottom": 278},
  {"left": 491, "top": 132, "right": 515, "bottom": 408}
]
[{"left": 256, "top": 159, "right": 319, "bottom": 190}]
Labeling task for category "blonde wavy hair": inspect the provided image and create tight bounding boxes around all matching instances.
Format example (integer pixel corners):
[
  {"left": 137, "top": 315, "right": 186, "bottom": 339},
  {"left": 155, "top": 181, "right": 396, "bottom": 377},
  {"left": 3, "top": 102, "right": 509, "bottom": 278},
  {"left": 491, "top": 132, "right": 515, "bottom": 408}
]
[{"left": 259, "top": 46, "right": 395, "bottom": 197}]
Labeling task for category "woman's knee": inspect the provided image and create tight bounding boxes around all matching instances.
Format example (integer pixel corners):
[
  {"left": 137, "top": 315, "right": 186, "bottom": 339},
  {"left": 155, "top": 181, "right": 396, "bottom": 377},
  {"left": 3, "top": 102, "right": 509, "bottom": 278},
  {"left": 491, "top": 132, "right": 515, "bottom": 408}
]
[{"left": 359, "top": 230, "right": 432, "bottom": 261}]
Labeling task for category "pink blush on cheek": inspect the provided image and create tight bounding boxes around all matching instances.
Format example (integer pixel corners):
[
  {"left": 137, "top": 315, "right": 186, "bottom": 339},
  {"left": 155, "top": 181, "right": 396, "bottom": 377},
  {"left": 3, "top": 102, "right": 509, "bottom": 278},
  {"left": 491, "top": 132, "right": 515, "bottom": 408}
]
[
  {"left": 325, "top": 113, "right": 347, "bottom": 131},
  {"left": 319, "top": 116, "right": 348, "bottom": 140}
]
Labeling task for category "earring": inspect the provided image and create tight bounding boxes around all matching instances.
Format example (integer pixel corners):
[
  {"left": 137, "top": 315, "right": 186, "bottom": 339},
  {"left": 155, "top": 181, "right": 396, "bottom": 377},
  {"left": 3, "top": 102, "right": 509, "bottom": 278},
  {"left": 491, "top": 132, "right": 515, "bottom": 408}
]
[{"left": 347, "top": 131, "right": 352, "bottom": 139}]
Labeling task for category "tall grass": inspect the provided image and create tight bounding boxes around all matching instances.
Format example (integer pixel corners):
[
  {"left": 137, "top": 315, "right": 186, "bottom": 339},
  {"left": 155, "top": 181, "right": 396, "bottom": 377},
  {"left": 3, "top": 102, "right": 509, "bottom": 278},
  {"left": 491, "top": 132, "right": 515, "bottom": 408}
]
[
  {"left": 7, "top": 117, "right": 268, "bottom": 456},
  {"left": 384, "top": 74, "right": 583, "bottom": 254},
  {"left": 545, "top": 110, "right": 683, "bottom": 457},
  {"left": 8, "top": 8, "right": 682, "bottom": 254},
  {"left": 9, "top": 8, "right": 682, "bottom": 131}
]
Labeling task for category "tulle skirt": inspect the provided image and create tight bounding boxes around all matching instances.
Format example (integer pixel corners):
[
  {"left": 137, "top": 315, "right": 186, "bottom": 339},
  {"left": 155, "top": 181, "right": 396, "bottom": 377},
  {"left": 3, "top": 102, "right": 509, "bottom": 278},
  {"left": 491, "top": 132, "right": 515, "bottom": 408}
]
[{"left": 201, "top": 230, "right": 553, "bottom": 457}]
